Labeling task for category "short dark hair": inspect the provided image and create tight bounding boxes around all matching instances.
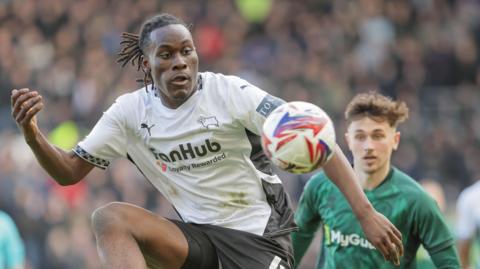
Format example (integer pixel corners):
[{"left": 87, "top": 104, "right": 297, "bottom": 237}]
[
  {"left": 116, "top": 13, "right": 189, "bottom": 90},
  {"left": 345, "top": 92, "right": 409, "bottom": 127}
]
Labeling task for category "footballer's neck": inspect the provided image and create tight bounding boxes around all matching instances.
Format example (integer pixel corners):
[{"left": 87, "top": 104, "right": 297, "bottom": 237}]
[{"left": 356, "top": 161, "right": 391, "bottom": 191}]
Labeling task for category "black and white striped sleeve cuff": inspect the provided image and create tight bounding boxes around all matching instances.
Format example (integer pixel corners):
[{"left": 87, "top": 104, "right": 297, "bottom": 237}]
[{"left": 72, "top": 145, "right": 110, "bottom": 169}]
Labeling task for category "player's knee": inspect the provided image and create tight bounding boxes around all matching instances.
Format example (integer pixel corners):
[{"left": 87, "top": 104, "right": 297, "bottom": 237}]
[{"left": 91, "top": 202, "right": 129, "bottom": 234}]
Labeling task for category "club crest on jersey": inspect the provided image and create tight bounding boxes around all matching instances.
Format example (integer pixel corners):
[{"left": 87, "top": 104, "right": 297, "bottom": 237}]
[{"left": 198, "top": 116, "right": 219, "bottom": 130}]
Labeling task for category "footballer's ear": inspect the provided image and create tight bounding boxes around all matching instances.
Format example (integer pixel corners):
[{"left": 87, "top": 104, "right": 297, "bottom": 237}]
[
  {"left": 392, "top": 131, "right": 401, "bottom": 151},
  {"left": 345, "top": 132, "right": 352, "bottom": 151},
  {"left": 141, "top": 56, "right": 150, "bottom": 73}
]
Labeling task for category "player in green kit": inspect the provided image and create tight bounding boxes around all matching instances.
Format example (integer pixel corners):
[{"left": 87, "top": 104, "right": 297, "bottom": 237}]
[{"left": 292, "top": 92, "right": 460, "bottom": 268}]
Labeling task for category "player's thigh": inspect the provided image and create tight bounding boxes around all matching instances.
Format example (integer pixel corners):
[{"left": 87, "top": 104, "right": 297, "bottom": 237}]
[{"left": 95, "top": 202, "right": 189, "bottom": 265}]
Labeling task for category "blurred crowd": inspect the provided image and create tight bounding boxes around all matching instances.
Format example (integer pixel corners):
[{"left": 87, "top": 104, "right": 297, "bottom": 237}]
[{"left": 1, "top": 0, "right": 479, "bottom": 268}]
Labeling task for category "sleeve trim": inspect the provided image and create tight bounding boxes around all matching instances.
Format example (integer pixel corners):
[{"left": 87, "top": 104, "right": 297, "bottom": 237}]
[
  {"left": 425, "top": 238, "right": 455, "bottom": 255},
  {"left": 73, "top": 145, "right": 110, "bottom": 169}
]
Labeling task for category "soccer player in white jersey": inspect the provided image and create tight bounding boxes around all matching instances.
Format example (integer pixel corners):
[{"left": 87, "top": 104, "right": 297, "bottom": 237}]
[
  {"left": 456, "top": 180, "right": 480, "bottom": 269},
  {"left": 11, "top": 13, "right": 403, "bottom": 269}
]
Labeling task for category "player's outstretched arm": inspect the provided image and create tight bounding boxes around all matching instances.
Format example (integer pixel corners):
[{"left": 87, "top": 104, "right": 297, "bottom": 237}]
[
  {"left": 11, "top": 88, "right": 94, "bottom": 186},
  {"left": 323, "top": 144, "right": 403, "bottom": 265}
]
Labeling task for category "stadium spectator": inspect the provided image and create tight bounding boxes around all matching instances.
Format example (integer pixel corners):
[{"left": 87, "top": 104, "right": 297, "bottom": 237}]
[{"left": 416, "top": 179, "right": 449, "bottom": 269}]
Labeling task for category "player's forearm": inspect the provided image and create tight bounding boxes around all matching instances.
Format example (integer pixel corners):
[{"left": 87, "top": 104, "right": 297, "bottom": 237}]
[
  {"left": 26, "top": 131, "right": 84, "bottom": 185},
  {"left": 430, "top": 245, "right": 462, "bottom": 269},
  {"left": 323, "top": 145, "right": 374, "bottom": 218}
]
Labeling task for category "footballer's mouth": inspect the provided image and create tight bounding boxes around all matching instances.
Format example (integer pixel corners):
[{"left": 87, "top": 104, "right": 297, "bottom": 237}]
[
  {"left": 169, "top": 73, "right": 191, "bottom": 86},
  {"left": 363, "top": 155, "right": 377, "bottom": 161}
]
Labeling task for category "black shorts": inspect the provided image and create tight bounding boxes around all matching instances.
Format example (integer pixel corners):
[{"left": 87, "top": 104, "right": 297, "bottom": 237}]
[{"left": 172, "top": 220, "right": 293, "bottom": 269}]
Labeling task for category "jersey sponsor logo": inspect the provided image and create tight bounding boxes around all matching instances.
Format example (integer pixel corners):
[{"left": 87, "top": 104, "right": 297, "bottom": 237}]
[
  {"left": 198, "top": 116, "right": 219, "bottom": 129},
  {"left": 149, "top": 139, "right": 222, "bottom": 163},
  {"left": 324, "top": 224, "right": 375, "bottom": 249},
  {"left": 256, "top": 95, "right": 285, "bottom": 117},
  {"left": 156, "top": 161, "right": 167, "bottom": 172}
]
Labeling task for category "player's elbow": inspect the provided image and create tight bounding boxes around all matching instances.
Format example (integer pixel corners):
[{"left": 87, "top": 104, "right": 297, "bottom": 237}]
[
  {"left": 52, "top": 171, "right": 84, "bottom": 186},
  {"left": 56, "top": 178, "right": 79, "bottom": 186},
  {"left": 55, "top": 177, "right": 81, "bottom": 186},
  {"left": 54, "top": 157, "right": 93, "bottom": 186}
]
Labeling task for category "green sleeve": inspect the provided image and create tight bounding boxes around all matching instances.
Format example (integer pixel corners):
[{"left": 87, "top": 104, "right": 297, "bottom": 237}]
[
  {"left": 429, "top": 244, "right": 461, "bottom": 269},
  {"left": 414, "top": 194, "right": 460, "bottom": 268},
  {"left": 291, "top": 175, "right": 323, "bottom": 267}
]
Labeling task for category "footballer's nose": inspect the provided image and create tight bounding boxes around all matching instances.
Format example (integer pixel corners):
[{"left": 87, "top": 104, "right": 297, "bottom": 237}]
[
  {"left": 363, "top": 138, "right": 374, "bottom": 151},
  {"left": 172, "top": 55, "right": 187, "bottom": 70}
]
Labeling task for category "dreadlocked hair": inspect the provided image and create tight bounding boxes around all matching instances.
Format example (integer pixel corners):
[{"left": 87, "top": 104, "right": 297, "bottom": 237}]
[{"left": 116, "top": 13, "right": 189, "bottom": 92}]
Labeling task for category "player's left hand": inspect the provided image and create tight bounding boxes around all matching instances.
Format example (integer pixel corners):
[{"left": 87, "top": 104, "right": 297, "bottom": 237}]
[{"left": 358, "top": 209, "right": 404, "bottom": 266}]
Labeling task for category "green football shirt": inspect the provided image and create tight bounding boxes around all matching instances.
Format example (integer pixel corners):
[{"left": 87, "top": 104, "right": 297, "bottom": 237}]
[{"left": 292, "top": 167, "right": 460, "bottom": 269}]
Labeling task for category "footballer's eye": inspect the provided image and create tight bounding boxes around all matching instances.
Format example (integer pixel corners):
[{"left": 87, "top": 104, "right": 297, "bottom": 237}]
[
  {"left": 182, "top": 47, "right": 193, "bottom": 55},
  {"left": 372, "top": 133, "right": 385, "bottom": 140},
  {"left": 355, "top": 134, "right": 366, "bottom": 141},
  {"left": 159, "top": 52, "right": 171, "bottom": 59}
]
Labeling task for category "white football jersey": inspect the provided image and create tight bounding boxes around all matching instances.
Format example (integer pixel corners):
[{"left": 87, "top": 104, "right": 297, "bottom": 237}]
[
  {"left": 456, "top": 181, "right": 480, "bottom": 240},
  {"left": 74, "top": 72, "right": 295, "bottom": 236}
]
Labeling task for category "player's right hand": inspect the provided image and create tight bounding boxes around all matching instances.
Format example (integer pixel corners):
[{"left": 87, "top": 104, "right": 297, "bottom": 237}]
[{"left": 11, "top": 88, "right": 44, "bottom": 142}]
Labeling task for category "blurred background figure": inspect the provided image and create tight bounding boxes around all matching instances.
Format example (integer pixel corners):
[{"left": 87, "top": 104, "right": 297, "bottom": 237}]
[
  {"left": 1, "top": 0, "right": 480, "bottom": 268},
  {"left": 0, "top": 210, "right": 25, "bottom": 269},
  {"left": 417, "top": 179, "right": 448, "bottom": 269},
  {"left": 456, "top": 180, "right": 480, "bottom": 269},
  {"left": 420, "top": 179, "right": 447, "bottom": 212}
]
